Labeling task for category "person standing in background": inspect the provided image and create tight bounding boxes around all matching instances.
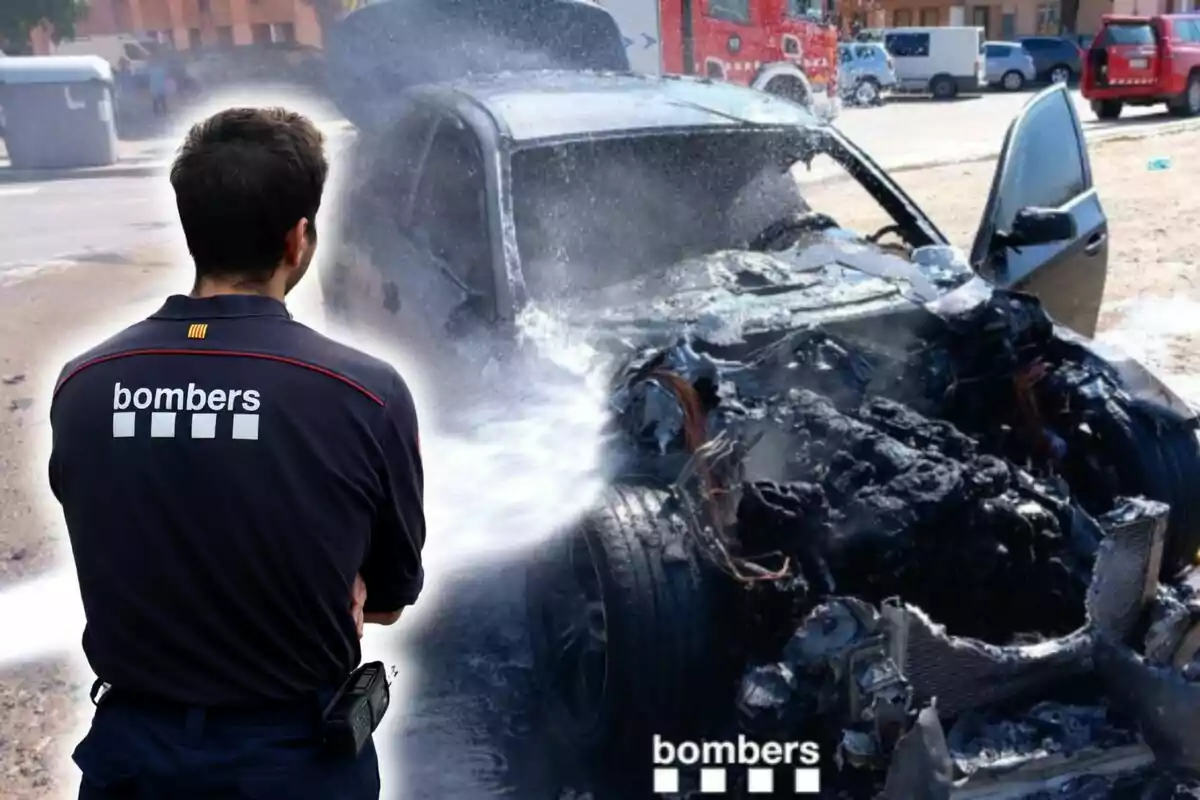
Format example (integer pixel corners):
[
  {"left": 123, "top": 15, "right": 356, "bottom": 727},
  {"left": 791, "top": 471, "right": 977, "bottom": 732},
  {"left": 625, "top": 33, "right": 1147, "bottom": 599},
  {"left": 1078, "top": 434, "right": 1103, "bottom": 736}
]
[{"left": 149, "top": 60, "right": 169, "bottom": 116}]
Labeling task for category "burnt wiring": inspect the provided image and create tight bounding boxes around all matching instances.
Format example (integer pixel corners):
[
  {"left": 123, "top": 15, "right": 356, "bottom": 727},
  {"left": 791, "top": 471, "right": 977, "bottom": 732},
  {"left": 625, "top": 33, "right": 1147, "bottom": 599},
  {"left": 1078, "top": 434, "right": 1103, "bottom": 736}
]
[{"left": 651, "top": 368, "right": 792, "bottom": 584}]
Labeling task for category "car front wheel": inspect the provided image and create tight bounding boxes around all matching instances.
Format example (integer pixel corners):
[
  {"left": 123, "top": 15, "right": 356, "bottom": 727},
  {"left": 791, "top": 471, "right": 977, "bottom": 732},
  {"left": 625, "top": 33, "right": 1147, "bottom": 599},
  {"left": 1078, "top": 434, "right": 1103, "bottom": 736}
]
[
  {"left": 526, "top": 486, "right": 729, "bottom": 764},
  {"left": 1061, "top": 397, "right": 1200, "bottom": 579}
]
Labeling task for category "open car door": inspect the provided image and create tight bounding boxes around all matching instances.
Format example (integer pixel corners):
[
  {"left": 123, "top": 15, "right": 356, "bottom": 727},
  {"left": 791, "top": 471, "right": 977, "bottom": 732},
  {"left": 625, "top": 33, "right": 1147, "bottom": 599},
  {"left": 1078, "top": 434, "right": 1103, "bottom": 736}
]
[{"left": 969, "top": 84, "right": 1108, "bottom": 337}]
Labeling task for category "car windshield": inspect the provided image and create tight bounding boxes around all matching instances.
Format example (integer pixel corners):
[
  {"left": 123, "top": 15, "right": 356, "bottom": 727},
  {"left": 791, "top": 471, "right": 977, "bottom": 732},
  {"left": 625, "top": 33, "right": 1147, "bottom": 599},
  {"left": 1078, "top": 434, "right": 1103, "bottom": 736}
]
[{"left": 510, "top": 129, "right": 820, "bottom": 300}]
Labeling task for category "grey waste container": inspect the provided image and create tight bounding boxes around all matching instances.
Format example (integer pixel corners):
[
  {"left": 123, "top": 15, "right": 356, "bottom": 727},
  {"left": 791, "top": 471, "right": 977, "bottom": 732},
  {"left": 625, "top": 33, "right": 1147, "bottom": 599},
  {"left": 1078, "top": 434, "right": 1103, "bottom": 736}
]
[{"left": 0, "top": 55, "right": 118, "bottom": 170}]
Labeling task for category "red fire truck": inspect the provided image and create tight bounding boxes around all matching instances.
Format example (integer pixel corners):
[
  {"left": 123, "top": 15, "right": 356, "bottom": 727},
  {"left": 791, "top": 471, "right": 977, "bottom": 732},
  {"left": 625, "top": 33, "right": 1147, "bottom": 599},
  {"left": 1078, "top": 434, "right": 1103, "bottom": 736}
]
[{"left": 597, "top": 0, "right": 840, "bottom": 103}]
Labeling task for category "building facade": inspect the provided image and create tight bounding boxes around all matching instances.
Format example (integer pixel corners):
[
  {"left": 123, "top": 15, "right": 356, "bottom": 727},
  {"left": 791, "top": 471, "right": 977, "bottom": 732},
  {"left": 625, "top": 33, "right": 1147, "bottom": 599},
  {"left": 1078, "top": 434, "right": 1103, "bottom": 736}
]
[
  {"left": 868, "top": 0, "right": 1197, "bottom": 38},
  {"left": 31, "top": 0, "right": 338, "bottom": 54}
]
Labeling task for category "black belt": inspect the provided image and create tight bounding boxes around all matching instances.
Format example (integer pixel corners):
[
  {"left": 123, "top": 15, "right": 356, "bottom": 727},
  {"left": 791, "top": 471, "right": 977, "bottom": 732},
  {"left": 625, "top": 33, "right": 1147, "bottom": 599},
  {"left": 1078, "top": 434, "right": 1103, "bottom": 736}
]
[
  {"left": 89, "top": 679, "right": 330, "bottom": 727},
  {"left": 89, "top": 661, "right": 389, "bottom": 756}
]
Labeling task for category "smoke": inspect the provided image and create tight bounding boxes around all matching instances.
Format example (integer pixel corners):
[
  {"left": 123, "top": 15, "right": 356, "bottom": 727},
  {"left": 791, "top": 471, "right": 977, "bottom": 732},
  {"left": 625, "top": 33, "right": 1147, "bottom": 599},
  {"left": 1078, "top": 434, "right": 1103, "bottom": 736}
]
[
  {"left": 0, "top": 572, "right": 86, "bottom": 667},
  {"left": 395, "top": 312, "right": 612, "bottom": 572},
  {"left": 324, "top": 0, "right": 630, "bottom": 130}
]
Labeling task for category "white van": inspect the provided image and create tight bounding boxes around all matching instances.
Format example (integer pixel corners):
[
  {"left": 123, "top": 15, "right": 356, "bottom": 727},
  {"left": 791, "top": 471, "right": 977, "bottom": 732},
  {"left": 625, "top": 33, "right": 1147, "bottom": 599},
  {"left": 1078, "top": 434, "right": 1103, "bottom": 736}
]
[
  {"left": 882, "top": 27, "right": 986, "bottom": 99},
  {"left": 52, "top": 34, "right": 154, "bottom": 74}
]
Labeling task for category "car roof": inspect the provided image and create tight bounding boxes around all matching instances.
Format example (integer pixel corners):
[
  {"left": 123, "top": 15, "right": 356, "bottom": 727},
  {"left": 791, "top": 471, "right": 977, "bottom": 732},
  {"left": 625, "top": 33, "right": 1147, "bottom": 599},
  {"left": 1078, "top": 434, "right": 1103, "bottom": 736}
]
[{"left": 411, "top": 71, "right": 822, "bottom": 144}]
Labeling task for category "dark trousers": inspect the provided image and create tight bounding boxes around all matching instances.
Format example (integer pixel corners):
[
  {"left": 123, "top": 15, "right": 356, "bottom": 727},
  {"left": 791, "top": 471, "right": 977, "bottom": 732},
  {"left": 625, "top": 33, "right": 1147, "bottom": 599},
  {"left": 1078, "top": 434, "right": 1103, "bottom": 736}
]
[{"left": 73, "top": 692, "right": 380, "bottom": 799}]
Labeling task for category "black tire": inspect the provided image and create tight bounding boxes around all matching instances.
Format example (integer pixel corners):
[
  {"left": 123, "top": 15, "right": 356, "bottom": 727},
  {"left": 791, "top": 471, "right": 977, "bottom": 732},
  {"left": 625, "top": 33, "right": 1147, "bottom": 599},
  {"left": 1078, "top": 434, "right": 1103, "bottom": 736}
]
[
  {"left": 526, "top": 486, "right": 728, "bottom": 763},
  {"left": 1169, "top": 71, "right": 1200, "bottom": 118},
  {"left": 930, "top": 74, "right": 958, "bottom": 99},
  {"left": 1092, "top": 99, "right": 1123, "bottom": 120},
  {"left": 764, "top": 76, "right": 811, "bottom": 107},
  {"left": 1001, "top": 70, "right": 1026, "bottom": 92},
  {"left": 1048, "top": 64, "right": 1073, "bottom": 84},
  {"left": 1070, "top": 398, "right": 1200, "bottom": 578}
]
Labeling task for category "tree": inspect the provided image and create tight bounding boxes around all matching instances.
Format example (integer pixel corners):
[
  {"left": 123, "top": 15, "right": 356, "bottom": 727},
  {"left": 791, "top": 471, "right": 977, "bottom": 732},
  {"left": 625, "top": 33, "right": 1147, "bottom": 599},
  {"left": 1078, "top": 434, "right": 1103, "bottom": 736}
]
[{"left": 0, "top": 0, "right": 87, "bottom": 55}]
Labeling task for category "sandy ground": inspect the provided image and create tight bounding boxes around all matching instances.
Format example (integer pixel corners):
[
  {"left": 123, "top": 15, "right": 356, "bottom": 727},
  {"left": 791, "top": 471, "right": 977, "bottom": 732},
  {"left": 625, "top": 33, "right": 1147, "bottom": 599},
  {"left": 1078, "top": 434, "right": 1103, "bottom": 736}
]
[{"left": 1, "top": 130, "right": 1198, "bottom": 798}]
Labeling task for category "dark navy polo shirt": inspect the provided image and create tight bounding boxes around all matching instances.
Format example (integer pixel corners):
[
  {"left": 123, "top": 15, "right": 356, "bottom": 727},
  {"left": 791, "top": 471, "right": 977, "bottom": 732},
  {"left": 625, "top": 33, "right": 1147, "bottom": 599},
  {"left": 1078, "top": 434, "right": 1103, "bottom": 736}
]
[{"left": 49, "top": 294, "right": 425, "bottom": 707}]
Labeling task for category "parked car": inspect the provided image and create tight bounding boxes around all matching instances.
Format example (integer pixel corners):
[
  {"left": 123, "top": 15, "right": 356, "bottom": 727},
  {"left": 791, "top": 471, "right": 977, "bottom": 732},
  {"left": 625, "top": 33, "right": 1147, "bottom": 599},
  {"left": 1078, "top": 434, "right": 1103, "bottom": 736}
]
[
  {"left": 322, "top": 65, "right": 1200, "bottom": 790},
  {"left": 1082, "top": 13, "right": 1200, "bottom": 119},
  {"left": 837, "top": 41, "right": 896, "bottom": 105},
  {"left": 984, "top": 40, "right": 1037, "bottom": 90},
  {"left": 1019, "top": 34, "right": 1083, "bottom": 83},
  {"left": 882, "top": 26, "right": 986, "bottom": 98}
]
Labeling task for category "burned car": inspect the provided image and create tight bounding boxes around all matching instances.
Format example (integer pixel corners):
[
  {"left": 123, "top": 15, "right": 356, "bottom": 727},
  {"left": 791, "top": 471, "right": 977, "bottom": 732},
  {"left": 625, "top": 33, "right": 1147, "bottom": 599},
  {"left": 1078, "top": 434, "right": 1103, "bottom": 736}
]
[{"left": 323, "top": 73, "right": 1200, "bottom": 795}]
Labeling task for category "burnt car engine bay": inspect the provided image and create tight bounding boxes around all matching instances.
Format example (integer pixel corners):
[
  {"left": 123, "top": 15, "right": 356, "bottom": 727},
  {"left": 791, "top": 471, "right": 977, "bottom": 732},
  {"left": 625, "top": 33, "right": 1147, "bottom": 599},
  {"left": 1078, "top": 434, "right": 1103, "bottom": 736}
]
[{"left": 544, "top": 241, "right": 1200, "bottom": 797}]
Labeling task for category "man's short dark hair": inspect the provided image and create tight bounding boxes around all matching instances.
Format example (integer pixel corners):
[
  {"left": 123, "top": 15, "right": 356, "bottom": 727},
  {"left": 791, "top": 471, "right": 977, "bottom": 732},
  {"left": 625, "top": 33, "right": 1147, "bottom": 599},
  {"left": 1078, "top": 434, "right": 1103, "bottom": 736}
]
[{"left": 170, "top": 107, "right": 329, "bottom": 281}]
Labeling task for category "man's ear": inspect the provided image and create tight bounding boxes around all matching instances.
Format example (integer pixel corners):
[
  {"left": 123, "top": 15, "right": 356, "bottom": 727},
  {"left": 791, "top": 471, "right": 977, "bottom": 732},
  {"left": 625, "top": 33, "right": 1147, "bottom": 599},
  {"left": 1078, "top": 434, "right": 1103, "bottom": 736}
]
[{"left": 283, "top": 218, "right": 309, "bottom": 268}]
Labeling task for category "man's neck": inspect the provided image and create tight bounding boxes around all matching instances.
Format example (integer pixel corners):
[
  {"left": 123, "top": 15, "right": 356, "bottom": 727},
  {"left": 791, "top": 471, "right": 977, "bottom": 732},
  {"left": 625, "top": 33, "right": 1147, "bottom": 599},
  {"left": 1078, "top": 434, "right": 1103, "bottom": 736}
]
[{"left": 191, "top": 278, "right": 284, "bottom": 303}]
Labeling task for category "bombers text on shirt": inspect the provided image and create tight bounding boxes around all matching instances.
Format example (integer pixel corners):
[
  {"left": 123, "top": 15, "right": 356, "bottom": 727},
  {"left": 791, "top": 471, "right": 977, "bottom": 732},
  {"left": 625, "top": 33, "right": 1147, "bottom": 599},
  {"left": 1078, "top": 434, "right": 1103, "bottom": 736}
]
[{"left": 113, "top": 382, "right": 261, "bottom": 413}]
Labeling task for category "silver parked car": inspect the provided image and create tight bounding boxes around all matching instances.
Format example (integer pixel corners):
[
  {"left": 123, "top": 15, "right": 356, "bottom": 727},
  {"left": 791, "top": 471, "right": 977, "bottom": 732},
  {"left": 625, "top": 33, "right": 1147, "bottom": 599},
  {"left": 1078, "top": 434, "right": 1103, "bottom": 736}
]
[
  {"left": 984, "top": 41, "right": 1037, "bottom": 91},
  {"left": 838, "top": 42, "right": 896, "bottom": 105}
]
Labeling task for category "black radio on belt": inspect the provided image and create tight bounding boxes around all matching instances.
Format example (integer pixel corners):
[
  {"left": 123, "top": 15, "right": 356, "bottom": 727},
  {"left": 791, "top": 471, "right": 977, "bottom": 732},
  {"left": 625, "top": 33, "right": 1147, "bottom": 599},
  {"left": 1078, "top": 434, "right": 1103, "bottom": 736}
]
[{"left": 322, "top": 661, "right": 390, "bottom": 756}]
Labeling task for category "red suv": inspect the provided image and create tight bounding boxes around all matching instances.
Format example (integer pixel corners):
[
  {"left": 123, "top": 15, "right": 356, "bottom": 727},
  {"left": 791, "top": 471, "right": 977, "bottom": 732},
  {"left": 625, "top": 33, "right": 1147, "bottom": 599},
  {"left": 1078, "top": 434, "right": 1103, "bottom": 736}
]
[{"left": 1082, "top": 13, "right": 1200, "bottom": 119}]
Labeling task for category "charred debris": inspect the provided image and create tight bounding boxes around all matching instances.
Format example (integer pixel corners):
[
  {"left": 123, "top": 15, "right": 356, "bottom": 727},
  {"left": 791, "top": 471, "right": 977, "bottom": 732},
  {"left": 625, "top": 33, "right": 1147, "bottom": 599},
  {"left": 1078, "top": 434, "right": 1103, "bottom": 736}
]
[{"left": 607, "top": 281, "right": 1200, "bottom": 797}]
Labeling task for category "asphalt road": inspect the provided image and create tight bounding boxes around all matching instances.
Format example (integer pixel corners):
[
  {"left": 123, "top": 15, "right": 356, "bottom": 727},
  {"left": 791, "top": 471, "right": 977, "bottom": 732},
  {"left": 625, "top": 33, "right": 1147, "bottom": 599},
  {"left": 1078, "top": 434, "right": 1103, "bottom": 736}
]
[{"left": 0, "top": 178, "right": 177, "bottom": 283}]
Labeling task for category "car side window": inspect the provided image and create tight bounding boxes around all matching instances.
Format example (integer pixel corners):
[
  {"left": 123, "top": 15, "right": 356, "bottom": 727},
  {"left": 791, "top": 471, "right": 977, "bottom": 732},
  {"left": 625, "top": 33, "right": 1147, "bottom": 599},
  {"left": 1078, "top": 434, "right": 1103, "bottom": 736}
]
[
  {"left": 885, "top": 32, "right": 930, "bottom": 57},
  {"left": 994, "top": 89, "right": 1086, "bottom": 232},
  {"left": 349, "top": 106, "right": 434, "bottom": 240},
  {"left": 853, "top": 44, "right": 877, "bottom": 59},
  {"left": 840, "top": 45, "right": 854, "bottom": 62},
  {"left": 408, "top": 118, "right": 494, "bottom": 304}
]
